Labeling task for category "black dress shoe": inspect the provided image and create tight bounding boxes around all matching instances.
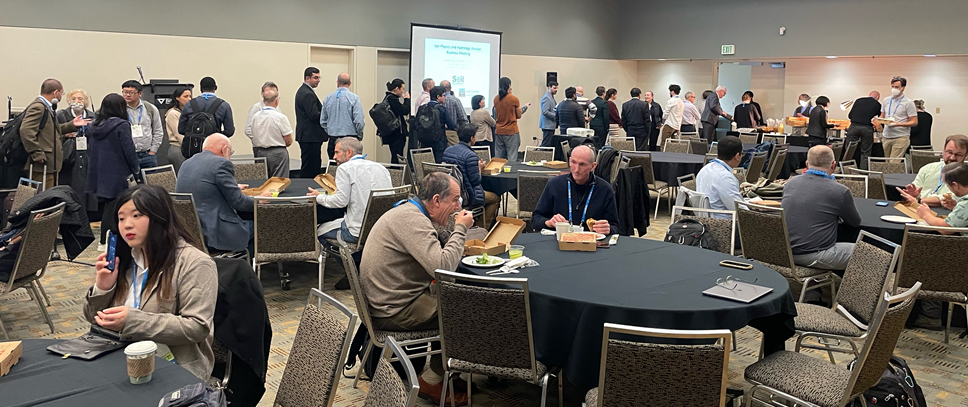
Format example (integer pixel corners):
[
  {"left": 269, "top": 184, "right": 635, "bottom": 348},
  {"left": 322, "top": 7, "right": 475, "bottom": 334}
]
[{"left": 334, "top": 275, "right": 350, "bottom": 290}]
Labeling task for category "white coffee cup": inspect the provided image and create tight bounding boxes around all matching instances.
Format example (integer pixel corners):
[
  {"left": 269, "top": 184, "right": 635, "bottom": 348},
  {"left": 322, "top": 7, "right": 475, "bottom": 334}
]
[{"left": 555, "top": 222, "right": 571, "bottom": 241}]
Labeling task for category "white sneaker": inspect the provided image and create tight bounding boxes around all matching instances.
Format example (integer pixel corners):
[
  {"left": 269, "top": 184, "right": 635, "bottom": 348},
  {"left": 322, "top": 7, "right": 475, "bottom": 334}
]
[{"left": 97, "top": 244, "right": 106, "bottom": 252}]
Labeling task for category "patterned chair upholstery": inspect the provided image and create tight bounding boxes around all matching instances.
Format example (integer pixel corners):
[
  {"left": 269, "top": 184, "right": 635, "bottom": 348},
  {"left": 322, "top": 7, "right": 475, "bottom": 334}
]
[
  {"left": 410, "top": 148, "right": 436, "bottom": 184},
  {"left": 850, "top": 169, "right": 887, "bottom": 200},
  {"left": 765, "top": 149, "right": 788, "bottom": 182},
  {"left": 745, "top": 285, "right": 919, "bottom": 407},
  {"left": 380, "top": 163, "right": 407, "bottom": 188},
  {"left": 830, "top": 142, "right": 844, "bottom": 163},
  {"left": 586, "top": 325, "right": 730, "bottom": 407},
  {"left": 910, "top": 150, "right": 941, "bottom": 174},
  {"left": 560, "top": 140, "right": 573, "bottom": 159},
  {"left": 609, "top": 137, "right": 635, "bottom": 152},
  {"left": 325, "top": 160, "right": 338, "bottom": 176},
  {"left": 524, "top": 147, "right": 554, "bottom": 163},
  {"left": 839, "top": 160, "right": 858, "bottom": 175},
  {"left": 735, "top": 203, "right": 836, "bottom": 302},
  {"left": 11, "top": 178, "right": 39, "bottom": 212},
  {"left": 0, "top": 202, "right": 65, "bottom": 338},
  {"left": 232, "top": 159, "right": 268, "bottom": 181},
  {"left": 142, "top": 165, "right": 177, "bottom": 192},
  {"left": 674, "top": 213, "right": 735, "bottom": 256},
  {"left": 169, "top": 193, "right": 207, "bottom": 253},
  {"left": 895, "top": 225, "right": 968, "bottom": 343},
  {"left": 738, "top": 133, "right": 759, "bottom": 144},
  {"left": 842, "top": 140, "right": 858, "bottom": 162},
  {"left": 435, "top": 270, "right": 561, "bottom": 407},
  {"left": 362, "top": 338, "right": 420, "bottom": 407},
  {"left": 275, "top": 289, "right": 358, "bottom": 407},
  {"left": 745, "top": 151, "right": 769, "bottom": 184},
  {"left": 835, "top": 175, "right": 868, "bottom": 199},
  {"left": 663, "top": 139, "right": 690, "bottom": 153},
  {"left": 793, "top": 232, "right": 900, "bottom": 361},
  {"left": 689, "top": 139, "right": 708, "bottom": 155},
  {"left": 517, "top": 171, "right": 554, "bottom": 221},
  {"left": 868, "top": 157, "right": 907, "bottom": 174},
  {"left": 252, "top": 197, "right": 319, "bottom": 289},
  {"left": 472, "top": 146, "right": 491, "bottom": 163}
]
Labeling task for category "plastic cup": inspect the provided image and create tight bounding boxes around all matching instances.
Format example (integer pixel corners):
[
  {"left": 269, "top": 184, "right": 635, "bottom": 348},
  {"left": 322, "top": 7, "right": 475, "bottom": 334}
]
[
  {"left": 503, "top": 166, "right": 511, "bottom": 173},
  {"left": 125, "top": 341, "right": 157, "bottom": 384},
  {"left": 508, "top": 245, "right": 524, "bottom": 259},
  {"left": 555, "top": 222, "right": 571, "bottom": 240}
]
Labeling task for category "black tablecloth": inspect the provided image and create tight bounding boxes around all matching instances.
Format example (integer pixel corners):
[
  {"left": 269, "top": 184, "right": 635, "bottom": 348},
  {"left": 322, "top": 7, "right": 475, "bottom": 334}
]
[
  {"left": 456, "top": 233, "right": 797, "bottom": 391},
  {"left": 481, "top": 162, "right": 566, "bottom": 197},
  {"left": 238, "top": 178, "right": 345, "bottom": 222},
  {"left": 883, "top": 174, "right": 916, "bottom": 202},
  {"left": 650, "top": 152, "right": 706, "bottom": 187},
  {"left": 0, "top": 339, "right": 201, "bottom": 407},
  {"left": 839, "top": 197, "right": 951, "bottom": 244}
]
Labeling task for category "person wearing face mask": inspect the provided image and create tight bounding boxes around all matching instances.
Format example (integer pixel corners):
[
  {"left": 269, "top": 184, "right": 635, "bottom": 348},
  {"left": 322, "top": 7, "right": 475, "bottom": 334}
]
[
  {"left": 20, "top": 79, "right": 91, "bottom": 188},
  {"left": 56, "top": 89, "right": 96, "bottom": 211},
  {"left": 359, "top": 172, "right": 474, "bottom": 405},
  {"left": 875, "top": 76, "right": 919, "bottom": 158},
  {"left": 806, "top": 96, "right": 835, "bottom": 147},
  {"left": 531, "top": 145, "right": 620, "bottom": 235},
  {"left": 791, "top": 93, "right": 813, "bottom": 137},
  {"left": 381, "top": 79, "right": 410, "bottom": 163}
]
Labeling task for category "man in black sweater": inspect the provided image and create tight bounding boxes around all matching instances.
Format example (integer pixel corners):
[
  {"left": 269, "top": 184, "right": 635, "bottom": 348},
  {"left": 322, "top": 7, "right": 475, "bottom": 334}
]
[
  {"left": 531, "top": 145, "right": 620, "bottom": 235},
  {"left": 846, "top": 91, "right": 881, "bottom": 169},
  {"left": 622, "top": 88, "right": 651, "bottom": 151},
  {"left": 295, "top": 67, "right": 328, "bottom": 177}
]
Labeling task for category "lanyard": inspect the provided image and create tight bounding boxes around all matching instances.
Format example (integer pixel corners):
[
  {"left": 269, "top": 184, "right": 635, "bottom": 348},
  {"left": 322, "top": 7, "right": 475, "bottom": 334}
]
[
  {"left": 202, "top": 92, "right": 216, "bottom": 100},
  {"left": 395, "top": 198, "right": 430, "bottom": 219},
  {"left": 128, "top": 105, "right": 143, "bottom": 123},
  {"left": 37, "top": 96, "right": 53, "bottom": 112},
  {"left": 805, "top": 168, "right": 835, "bottom": 180},
  {"left": 935, "top": 162, "right": 945, "bottom": 193},
  {"left": 350, "top": 154, "right": 367, "bottom": 161},
  {"left": 711, "top": 159, "right": 732, "bottom": 173},
  {"left": 567, "top": 180, "right": 595, "bottom": 225},
  {"left": 262, "top": 107, "right": 274, "bottom": 111},
  {"left": 132, "top": 264, "right": 149, "bottom": 309},
  {"left": 887, "top": 95, "right": 904, "bottom": 117}
]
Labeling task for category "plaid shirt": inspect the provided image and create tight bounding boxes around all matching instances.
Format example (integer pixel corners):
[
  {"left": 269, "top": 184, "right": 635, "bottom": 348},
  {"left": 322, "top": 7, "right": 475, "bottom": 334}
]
[{"left": 443, "top": 93, "right": 468, "bottom": 126}]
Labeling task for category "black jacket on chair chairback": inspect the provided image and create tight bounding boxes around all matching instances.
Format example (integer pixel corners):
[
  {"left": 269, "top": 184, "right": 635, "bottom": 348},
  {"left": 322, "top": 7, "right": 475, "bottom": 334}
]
[
  {"left": 612, "top": 166, "right": 650, "bottom": 236},
  {"left": 6, "top": 185, "right": 94, "bottom": 260}
]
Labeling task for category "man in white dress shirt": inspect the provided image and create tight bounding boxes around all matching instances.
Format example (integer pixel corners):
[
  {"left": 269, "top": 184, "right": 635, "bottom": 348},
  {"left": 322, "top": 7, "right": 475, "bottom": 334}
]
[
  {"left": 248, "top": 87, "right": 293, "bottom": 177},
  {"left": 244, "top": 82, "right": 278, "bottom": 137}
]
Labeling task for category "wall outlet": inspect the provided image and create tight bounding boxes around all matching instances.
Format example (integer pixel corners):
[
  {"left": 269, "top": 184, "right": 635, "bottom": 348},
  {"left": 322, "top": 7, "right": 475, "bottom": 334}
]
[{"left": 936, "top": 107, "right": 941, "bottom": 114}]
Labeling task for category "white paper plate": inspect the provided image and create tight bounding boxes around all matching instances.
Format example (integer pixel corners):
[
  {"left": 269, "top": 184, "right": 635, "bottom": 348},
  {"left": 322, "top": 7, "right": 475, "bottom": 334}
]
[
  {"left": 880, "top": 215, "right": 917, "bottom": 224},
  {"left": 462, "top": 255, "right": 506, "bottom": 268},
  {"left": 524, "top": 161, "right": 545, "bottom": 166},
  {"left": 596, "top": 233, "right": 607, "bottom": 240}
]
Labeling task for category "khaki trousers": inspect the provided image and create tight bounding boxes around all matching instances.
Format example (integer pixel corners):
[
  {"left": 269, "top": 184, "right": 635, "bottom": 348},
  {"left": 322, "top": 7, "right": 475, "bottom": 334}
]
[
  {"left": 882, "top": 136, "right": 910, "bottom": 158},
  {"left": 445, "top": 130, "right": 459, "bottom": 147}
]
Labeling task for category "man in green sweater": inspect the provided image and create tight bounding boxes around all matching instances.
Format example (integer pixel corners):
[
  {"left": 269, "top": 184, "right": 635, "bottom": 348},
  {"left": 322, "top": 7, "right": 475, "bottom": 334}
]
[{"left": 359, "top": 172, "right": 473, "bottom": 405}]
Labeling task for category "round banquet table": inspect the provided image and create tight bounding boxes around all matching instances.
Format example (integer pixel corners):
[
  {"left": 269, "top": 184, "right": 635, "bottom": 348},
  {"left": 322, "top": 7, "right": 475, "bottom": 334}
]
[
  {"left": 883, "top": 174, "right": 916, "bottom": 202},
  {"left": 479, "top": 162, "right": 566, "bottom": 198},
  {"left": 650, "top": 152, "right": 706, "bottom": 187},
  {"left": 839, "top": 197, "right": 951, "bottom": 244},
  {"left": 0, "top": 339, "right": 202, "bottom": 407},
  {"left": 238, "top": 178, "right": 345, "bottom": 222},
  {"left": 456, "top": 233, "right": 797, "bottom": 391}
]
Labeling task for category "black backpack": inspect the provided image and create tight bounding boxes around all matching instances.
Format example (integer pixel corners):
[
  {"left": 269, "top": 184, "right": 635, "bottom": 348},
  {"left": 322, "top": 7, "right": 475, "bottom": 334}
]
[
  {"left": 369, "top": 94, "right": 401, "bottom": 139},
  {"left": 851, "top": 356, "right": 927, "bottom": 407},
  {"left": 664, "top": 218, "right": 718, "bottom": 251},
  {"left": 1, "top": 107, "right": 48, "bottom": 168},
  {"left": 158, "top": 383, "right": 227, "bottom": 407},
  {"left": 413, "top": 103, "right": 442, "bottom": 144},
  {"left": 181, "top": 98, "right": 224, "bottom": 159}
]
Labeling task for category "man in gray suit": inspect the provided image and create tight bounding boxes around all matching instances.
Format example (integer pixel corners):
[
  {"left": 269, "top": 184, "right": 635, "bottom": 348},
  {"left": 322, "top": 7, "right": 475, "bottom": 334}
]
[
  {"left": 176, "top": 134, "right": 268, "bottom": 254},
  {"left": 700, "top": 86, "right": 733, "bottom": 142}
]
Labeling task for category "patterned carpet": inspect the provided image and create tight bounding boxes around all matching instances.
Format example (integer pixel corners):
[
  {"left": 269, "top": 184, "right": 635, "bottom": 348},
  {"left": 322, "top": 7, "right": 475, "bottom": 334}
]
[{"left": 2, "top": 206, "right": 968, "bottom": 406}]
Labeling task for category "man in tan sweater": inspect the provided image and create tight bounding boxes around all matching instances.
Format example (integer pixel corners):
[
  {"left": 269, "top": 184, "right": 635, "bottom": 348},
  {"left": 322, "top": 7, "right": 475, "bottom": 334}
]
[{"left": 360, "top": 171, "right": 473, "bottom": 405}]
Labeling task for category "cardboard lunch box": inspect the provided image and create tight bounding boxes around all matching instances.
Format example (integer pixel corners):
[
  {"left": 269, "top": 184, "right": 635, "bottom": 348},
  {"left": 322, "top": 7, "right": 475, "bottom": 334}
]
[
  {"left": 558, "top": 232, "right": 598, "bottom": 252},
  {"left": 463, "top": 217, "right": 526, "bottom": 256},
  {"left": 543, "top": 161, "right": 567, "bottom": 169},
  {"left": 0, "top": 340, "right": 23, "bottom": 378},
  {"left": 894, "top": 202, "right": 941, "bottom": 222},
  {"left": 242, "top": 177, "right": 291, "bottom": 196},
  {"left": 481, "top": 158, "right": 508, "bottom": 176},
  {"left": 314, "top": 173, "right": 337, "bottom": 194}
]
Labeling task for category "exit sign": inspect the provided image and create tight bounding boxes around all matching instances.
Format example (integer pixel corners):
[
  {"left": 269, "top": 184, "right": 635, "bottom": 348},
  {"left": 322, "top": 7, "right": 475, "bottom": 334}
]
[{"left": 722, "top": 45, "right": 735, "bottom": 55}]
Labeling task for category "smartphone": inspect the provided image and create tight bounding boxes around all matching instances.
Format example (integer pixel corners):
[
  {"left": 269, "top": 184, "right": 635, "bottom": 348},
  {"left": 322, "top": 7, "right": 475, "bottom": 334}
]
[
  {"left": 719, "top": 260, "right": 754, "bottom": 270},
  {"left": 105, "top": 231, "right": 118, "bottom": 271},
  {"left": 876, "top": 201, "right": 890, "bottom": 207}
]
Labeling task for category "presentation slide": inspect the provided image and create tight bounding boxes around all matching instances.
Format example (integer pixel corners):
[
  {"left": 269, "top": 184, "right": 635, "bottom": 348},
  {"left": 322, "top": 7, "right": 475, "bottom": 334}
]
[{"left": 410, "top": 25, "right": 502, "bottom": 116}]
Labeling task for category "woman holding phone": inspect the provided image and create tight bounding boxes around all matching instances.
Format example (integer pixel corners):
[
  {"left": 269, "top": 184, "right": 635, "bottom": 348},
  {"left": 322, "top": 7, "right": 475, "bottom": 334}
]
[{"left": 83, "top": 184, "right": 217, "bottom": 380}]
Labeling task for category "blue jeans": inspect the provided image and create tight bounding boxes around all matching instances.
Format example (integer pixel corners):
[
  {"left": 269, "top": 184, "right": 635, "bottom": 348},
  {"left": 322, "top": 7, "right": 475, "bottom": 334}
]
[
  {"left": 540, "top": 129, "right": 556, "bottom": 147},
  {"left": 243, "top": 220, "right": 255, "bottom": 258},
  {"left": 136, "top": 151, "right": 157, "bottom": 183},
  {"left": 320, "top": 221, "right": 358, "bottom": 243}
]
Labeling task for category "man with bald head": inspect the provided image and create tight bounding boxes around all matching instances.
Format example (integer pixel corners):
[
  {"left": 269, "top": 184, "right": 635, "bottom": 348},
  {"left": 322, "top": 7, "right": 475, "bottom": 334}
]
[
  {"left": 439, "top": 80, "right": 468, "bottom": 146},
  {"left": 531, "top": 145, "right": 620, "bottom": 235},
  {"left": 320, "top": 72, "right": 365, "bottom": 159},
  {"left": 846, "top": 91, "right": 882, "bottom": 168}
]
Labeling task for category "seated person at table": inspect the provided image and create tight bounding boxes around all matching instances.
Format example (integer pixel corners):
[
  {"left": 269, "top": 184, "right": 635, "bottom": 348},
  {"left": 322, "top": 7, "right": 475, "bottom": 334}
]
[
  {"left": 359, "top": 172, "right": 474, "bottom": 405},
  {"left": 84, "top": 185, "right": 217, "bottom": 381},
  {"left": 899, "top": 134, "right": 968, "bottom": 207},
  {"left": 917, "top": 161, "right": 968, "bottom": 234},
  {"left": 696, "top": 136, "right": 745, "bottom": 219},
  {"left": 531, "top": 145, "right": 620, "bottom": 235},
  {"left": 782, "top": 145, "right": 861, "bottom": 272},
  {"left": 443, "top": 123, "right": 501, "bottom": 227}
]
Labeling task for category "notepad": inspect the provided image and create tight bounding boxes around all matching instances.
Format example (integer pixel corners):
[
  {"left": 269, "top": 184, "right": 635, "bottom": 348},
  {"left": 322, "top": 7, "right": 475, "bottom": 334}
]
[{"left": 703, "top": 282, "right": 774, "bottom": 303}]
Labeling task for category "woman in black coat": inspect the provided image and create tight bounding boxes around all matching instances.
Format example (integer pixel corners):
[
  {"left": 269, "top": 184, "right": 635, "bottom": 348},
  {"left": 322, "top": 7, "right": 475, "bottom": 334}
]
[
  {"left": 56, "top": 89, "right": 97, "bottom": 214},
  {"left": 382, "top": 79, "right": 410, "bottom": 164},
  {"left": 910, "top": 99, "right": 933, "bottom": 148},
  {"left": 86, "top": 93, "right": 140, "bottom": 245},
  {"left": 806, "top": 96, "right": 835, "bottom": 147}
]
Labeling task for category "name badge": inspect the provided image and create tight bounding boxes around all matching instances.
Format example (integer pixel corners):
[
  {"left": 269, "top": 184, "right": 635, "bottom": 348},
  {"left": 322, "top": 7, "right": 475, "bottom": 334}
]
[
  {"left": 131, "top": 124, "right": 145, "bottom": 139},
  {"left": 76, "top": 136, "right": 88, "bottom": 151}
]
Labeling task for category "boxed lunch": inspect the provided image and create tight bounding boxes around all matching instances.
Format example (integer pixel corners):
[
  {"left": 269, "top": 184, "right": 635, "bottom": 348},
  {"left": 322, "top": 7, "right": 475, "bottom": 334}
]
[
  {"left": 463, "top": 217, "right": 526, "bottom": 256},
  {"left": 894, "top": 201, "right": 938, "bottom": 222},
  {"left": 482, "top": 158, "right": 509, "bottom": 175},
  {"left": 558, "top": 232, "right": 597, "bottom": 252},
  {"left": 0, "top": 340, "right": 23, "bottom": 378},
  {"left": 314, "top": 173, "right": 337, "bottom": 194},
  {"left": 543, "top": 160, "right": 567, "bottom": 169},
  {"left": 242, "top": 177, "right": 291, "bottom": 196}
]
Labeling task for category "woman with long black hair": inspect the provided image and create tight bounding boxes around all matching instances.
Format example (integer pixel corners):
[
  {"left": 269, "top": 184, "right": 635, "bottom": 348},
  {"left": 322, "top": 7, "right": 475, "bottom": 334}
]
[
  {"left": 86, "top": 93, "right": 140, "bottom": 247},
  {"left": 382, "top": 79, "right": 410, "bottom": 163},
  {"left": 492, "top": 77, "right": 530, "bottom": 161},
  {"left": 164, "top": 87, "right": 192, "bottom": 172},
  {"left": 84, "top": 184, "right": 217, "bottom": 380}
]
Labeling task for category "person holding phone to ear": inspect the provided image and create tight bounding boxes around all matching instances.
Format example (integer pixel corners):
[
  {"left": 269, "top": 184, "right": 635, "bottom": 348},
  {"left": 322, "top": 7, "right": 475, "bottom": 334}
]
[{"left": 84, "top": 184, "right": 217, "bottom": 381}]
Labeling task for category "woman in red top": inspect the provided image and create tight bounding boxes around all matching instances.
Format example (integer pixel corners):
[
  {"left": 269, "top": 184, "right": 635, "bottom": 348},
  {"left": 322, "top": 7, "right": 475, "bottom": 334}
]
[
  {"left": 493, "top": 77, "right": 530, "bottom": 161},
  {"left": 606, "top": 88, "right": 622, "bottom": 139}
]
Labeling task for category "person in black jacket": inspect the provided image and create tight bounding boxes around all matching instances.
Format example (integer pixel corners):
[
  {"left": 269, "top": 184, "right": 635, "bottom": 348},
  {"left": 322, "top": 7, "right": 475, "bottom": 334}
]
[
  {"left": 644, "top": 91, "right": 664, "bottom": 151},
  {"left": 557, "top": 87, "right": 585, "bottom": 134},
  {"left": 382, "top": 79, "right": 410, "bottom": 164},
  {"left": 85, "top": 93, "right": 140, "bottom": 245},
  {"left": 589, "top": 86, "right": 609, "bottom": 149},
  {"left": 531, "top": 145, "right": 620, "bottom": 235},
  {"left": 806, "top": 96, "right": 835, "bottom": 147},
  {"left": 295, "top": 67, "right": 328, "bottom": 177},
  {"left": 622, "top": 88, "right": 651, "bottom": 151},
  {"left": 733, "top": 92, "right": 759, "bottom": 130},
  {"left": 910, "top": 99, "right": 933, "bottom": 148},
  {"left": 56, "top": 89, "right": 96, "bottom": 214},
  {"left": 744, "top": 91, "right": 765, "bottom": 126}
]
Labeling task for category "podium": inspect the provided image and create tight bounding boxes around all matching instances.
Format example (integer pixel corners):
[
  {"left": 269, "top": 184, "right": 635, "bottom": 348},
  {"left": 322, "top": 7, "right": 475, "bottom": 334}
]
[{"left": 140, "top": 80, "right": 194, "bottom": 167}]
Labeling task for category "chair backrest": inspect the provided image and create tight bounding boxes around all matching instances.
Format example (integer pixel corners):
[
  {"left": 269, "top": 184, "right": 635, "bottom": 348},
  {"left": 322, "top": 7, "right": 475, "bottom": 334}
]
[
  {"left": 471, "top": 145, "right": 491, "bottom": 163},
  {"left": 231, "top": 158, "right": 268, "bottom": 181},
  {"left": 434, "top": 270, "right": 540, "bottom": 381},
  {"left": 335, "top": 232, "right": 379, "bottom": 342},
  {"left": 678, "top": 131, "right": 700, "bottom": 140},
  {"left": 517, "top": 170, "right": 556, "bottom": 215},
  {"left": 560, "top": 140, "right": 573, "bottom": 159},
  {"left": 621, "top": 151, "right": 655, "bottom": 185},
  {"left": 363, "top": 337, "right": 421, "bottom": 407},
  {"left": 835, "top": 231, "right": 902, "bottom": 327},
  {"left": 275, "top": 289, "right": 358, "bottom": 407},
  {"left": 762, "top": 134, "right": 786, "bottom": 144},
  {"left": 910, "top": 145, "right": 933, "bottom": 151},
  {"left": 609, "top": 137, "right": 635, "bottom": 152},
  {"left": 663, "top": 139, "right": 690, "bottom": 153},
  {"left": 735, "top": 202, "right": 795, "bottom": 270},
  {"left": 834, "top": 174, "right": 869, "bottom": 198},
  {"left": 523, "top": 146, "right": 554, "bottom": 162},
  {"left": 596, "top": 324, "right": 731, "bottom": 407},
  {"left": 690, "top": 139, "right": 709, "bottom": 155},
  {"left": 738, "top": 132, "right": 759, "bottom": 144},
  {"left": 708, "top": 142, "right": 718, "bottom": 155},
  {"left": 409, "top": 148, "right": 436, "bottom": 182},
  {"left": 253, "top": 196, "right": 318, "bottom": 255},
  {"left": 11, "top": 178, "right": 40, "bottom": 212},
  {"left": 842, "top": 285, "right": 920, "bottom": 405},
  {"left": 910, "top": 150, "right": 942, "bottom": 174},
  {"left": 765, "top": 149, "right": 787, "bottom": 182},
  {"left": 609, "top": 151, "right": 625, "bottom": 184},
  {"left": 169, "top": 193, "right": 207, "bottom": 254},
  {"left": 141, "top": 165, "right": 177, "bottom": 192},
  {"left": 868, "top": 157, "right": 907, "bottom": 174},
  {"left": 357, "top": 186, "right": 411, "bottom": 249},
  {"left": 5, "top": 202, "right": 65, "bottom": 287},
  {"left": 677, "top": 174, "right": 696, "bottom": 191},
  {"left": 745, "top": 151, "right": 769, "bottom": 184},
  {"left": 842, "top": 140, "right": 858, "bottom": 161},
  {"left": 839, "top": 160, "right": 858, "bottom": 175},
  {"left": 325, "top": 159, "right": 338, "bottom": 176},
  {"left": 380, "top": 163, "right": 407, "bottom": 188},
  {"left": 703, "top": 154, "right": 717, "bottom": 166},
  {"left": 830, "top": 142, "right": 845, "bottom": 163},
  {"left": 895, "top": 225, "right": 968, "bottom": 295},
  {"left": 672, "top": 206, "right": 736, "bottom": 256},
  {"left": 849, "top": 169, "right": 888, "bottom": 200}
]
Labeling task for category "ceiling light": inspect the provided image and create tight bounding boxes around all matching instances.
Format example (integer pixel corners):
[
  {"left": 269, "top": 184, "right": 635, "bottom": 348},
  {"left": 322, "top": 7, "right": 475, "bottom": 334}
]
[
  {"left": 826, "top": 56, "right": 838, "bottom": 59},
  {"left": 658, "top": 59, "right": 667, "bottom": 61},
  {"left": 924, "top": 54, "right": 936, "bottom": 57}
]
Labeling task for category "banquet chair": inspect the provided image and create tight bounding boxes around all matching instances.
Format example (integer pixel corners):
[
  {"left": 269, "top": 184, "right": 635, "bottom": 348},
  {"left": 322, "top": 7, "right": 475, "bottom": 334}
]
[
  {"left": 910, "top": 149, "right": 942, "bottom": 174},
  {"left": 585, "top": 324, "right": 730, "bottom": 407},
  {"left": 560, "top": 140, "right": 573, "bottom": 159},
  {"left": 169, "top": 193, "right": 208, "bottom": 255},
  {"left": 910, "top": 145, "right": 934, "bottom": 151},
  {"left": 709, "top": 142, "right": 718, "bottom": 156},
  {"left": 678, "top": 131, "right": 700, "bottom": 140},
  {"left": 325, "top": 159, "right": 338, "bottom": 176},
  {"left": 0, "top": 202, "right": 65, "bottom": 338},
  {"left": 838, "top": 160, "right": 857, "bottom": 175},
  {"left": 471, "top": 145, "right": 491, "bottom": 163},
  {"left": 396, "top": 154, "right": 416, "bottom": 194},
  {"left": 735, "top": 202, "right": 838, "bottom": 303},
  {"left": 336, "top": 233, "right": 440, "bottom": 389},
  {"left": 524, "top": 146, "right": 555, "bottom": 162},
  {"left": 274, "top": 289, "right": 358, "bottom": 407},
  {"left": 733, "top": 168, "right": 747, "bottom": 184},
  {"left": 672, "top": 206, "right": 736, "bottom": 256},
  {"left": 11, "top": 177, "right": 41, "bottom": 213},
  {"left": 842, "top": 140, "right": 858, "bottom": 162},
  {"left": 833, "top": 174, "right": 868, "bottom": 199},
  {"left": 381, "top": 163, "right": 407, "bottom": 188},
  {"left": 231, "top": 157, "right": 268, "bottom": 181},
  {"left": 690, "top": 139, "right": 709, "bottom": 155},
  {"left": 743, "top": 284, "right": 920, "bottom": 407},
  {"left": 745, "top": 151, "right": 769, "bottom": 184},
  {"left": 793, "top": 231, "right": 901, "bottom": 363},
  {"left": 677, "top": 174, "right": 697, "bottom": 192},
  {"left": 663, "top": 138, "right": 691, "bottom": 154},
  {"left": 362, "top": 338, "right": 422, "bottom": 407},
  {"left": 434, "top": 270, "right": 563, "bottom": 407},
  {"left": 623, "top": 151, "right": 671, "bottom": 218},
  {"left": 868, "top": 157, "right": 907, "bottom": 174},
  {"left": 765, "top": 148, "right": 788, "bottom": 183},
  {"left": 608, "top": 137, "right": 635, "bottom": 152},
  {"left": 738, "top": 132, "right": 759, "bottom": 144},
  {"left": 894, "top": 225, "right": 968, "bottom": 343},
  {"left": 516, "top": 171, "right": 556, "bottom": 222},
  {"left": 703, "top": 154, "right": 717, "bottom": 166},
  {"left": 609, "top": 154, "right": 630, "bottom": 184},
  {"left": 830, "top": 141, "right": 845, "bottom": 164},
  {"left": 848, "top": 169, "right": 888, "bottom": 200},
  {"left": 141, "top": 164, "right": 177, "bottom": 192},
  {"left": 251, "top": 196, "right": 319, "bottom": 291},
  {"left": 763, "top": 134, "right": 787, "bottom": 144},
  {"left": 410, "top": 148, "right": 436, "bottom": 185}
]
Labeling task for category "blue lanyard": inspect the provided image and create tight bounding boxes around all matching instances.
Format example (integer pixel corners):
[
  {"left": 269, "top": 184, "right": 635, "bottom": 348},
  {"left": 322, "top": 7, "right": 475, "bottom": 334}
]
[
  {"left": 711, "top": 159, "right": 732, "bottom": 173},
  {"left": 262, "top": 107, "right": 274, "bottom": 111},
  {"left": 887, "top": 95, "right": 904, "bottom": 117},
  {"left": 132, "top": 264, "right": 149, "bottom": 309},
  {"left": 567, "top": 180, "right": 595, "bottom": 225},
  {"left": 805, "top": 168, "right": 835, "bottom": 180},
  {"left": 935, "top": 164, "right": 945, "bottom": 193},
  {"left": 350, "top": 154, "right": 367, "bottom": 161},
  {"left": 37, "top": 96, "right": 53, "bottom": 112},
  {"left": 128, "top": 105, "right": 143, "bottom": 123},
  {"left": 202, "top": 92, "right": 216, "bottom": 100}
]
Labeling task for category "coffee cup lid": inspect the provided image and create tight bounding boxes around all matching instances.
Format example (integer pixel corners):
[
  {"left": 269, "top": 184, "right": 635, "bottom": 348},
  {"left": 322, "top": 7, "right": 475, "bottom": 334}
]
[{"left": 124, "top": 341, "right": 158, "bottom": 356}]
